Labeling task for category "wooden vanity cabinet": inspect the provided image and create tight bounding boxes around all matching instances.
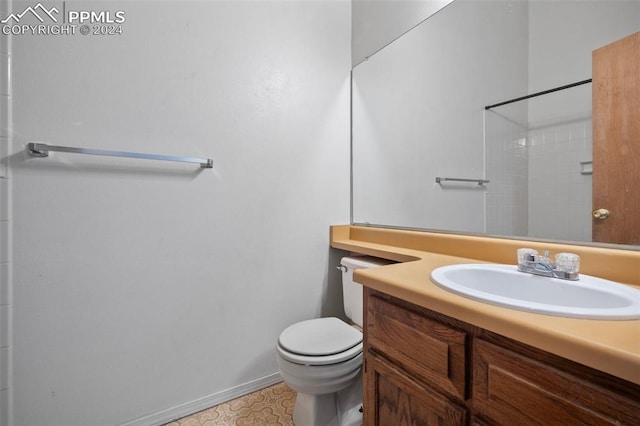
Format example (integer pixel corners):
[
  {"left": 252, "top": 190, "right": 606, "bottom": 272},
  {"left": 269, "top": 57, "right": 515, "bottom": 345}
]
[{"left": 363, "top": 288, "right": 640, "bottom": 426}]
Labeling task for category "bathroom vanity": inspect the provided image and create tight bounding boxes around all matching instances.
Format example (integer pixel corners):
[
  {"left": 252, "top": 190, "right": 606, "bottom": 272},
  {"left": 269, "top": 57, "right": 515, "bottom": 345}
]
[
  {"left": 330, "top": 225, "right": 640, "bottom": 425},
  {"left": 364, "top": 288, "right": 640, "bottom": 425}
]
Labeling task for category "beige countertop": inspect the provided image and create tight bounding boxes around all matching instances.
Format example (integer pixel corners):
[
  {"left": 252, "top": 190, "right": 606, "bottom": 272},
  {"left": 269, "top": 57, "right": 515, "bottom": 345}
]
[{"left": 330, "top": 225, "right": 640, "bottom": 385}]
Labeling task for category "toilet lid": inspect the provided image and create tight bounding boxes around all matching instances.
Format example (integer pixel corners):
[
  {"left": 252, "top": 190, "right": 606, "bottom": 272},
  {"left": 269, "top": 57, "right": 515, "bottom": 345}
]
[
  {"left": 278, "top": 317, "right": 362, "bottom": 356},
  {"left": 277, "top": 342, "right": 362, "bottom": 366}
]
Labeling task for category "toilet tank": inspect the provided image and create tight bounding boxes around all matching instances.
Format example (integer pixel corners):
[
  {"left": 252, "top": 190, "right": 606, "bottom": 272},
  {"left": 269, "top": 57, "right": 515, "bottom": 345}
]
[{"left": 340, "top": 256, "right": 393, "bottom": 327}]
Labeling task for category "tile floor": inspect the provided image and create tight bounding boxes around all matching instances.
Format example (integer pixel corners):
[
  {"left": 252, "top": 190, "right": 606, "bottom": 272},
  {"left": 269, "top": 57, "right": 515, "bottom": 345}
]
[{"left": 165, "top": 382, "right": 295, "bottom": 426}]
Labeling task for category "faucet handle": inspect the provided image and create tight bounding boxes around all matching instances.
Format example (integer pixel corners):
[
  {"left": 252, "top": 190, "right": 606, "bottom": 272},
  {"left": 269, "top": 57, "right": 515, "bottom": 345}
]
[
  {"left": 517, "top": 248, "right": 538, "bottom": 265},
  {"left": 555, "top": 253, "right": 580, "bottom": 274}
]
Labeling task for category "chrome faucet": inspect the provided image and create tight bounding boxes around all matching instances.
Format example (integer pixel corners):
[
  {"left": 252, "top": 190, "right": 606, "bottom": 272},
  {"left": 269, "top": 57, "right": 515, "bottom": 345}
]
[{"left": 517, "top": 249, "right": 580, "bottom": 281}]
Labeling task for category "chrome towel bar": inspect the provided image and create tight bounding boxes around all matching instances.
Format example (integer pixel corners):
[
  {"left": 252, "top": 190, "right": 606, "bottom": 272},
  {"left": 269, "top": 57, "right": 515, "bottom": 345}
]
[
  {"left": 27, "top": 142, "right": 213, "bottom": 169},
  {"left": 436, "top": 177, "right": 489, "bottom": 185}
]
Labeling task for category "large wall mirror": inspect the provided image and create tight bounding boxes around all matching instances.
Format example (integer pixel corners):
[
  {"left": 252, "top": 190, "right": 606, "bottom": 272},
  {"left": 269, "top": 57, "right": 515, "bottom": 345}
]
[{"left": 352, "top": 0, "right": 640, "bottom": 248}]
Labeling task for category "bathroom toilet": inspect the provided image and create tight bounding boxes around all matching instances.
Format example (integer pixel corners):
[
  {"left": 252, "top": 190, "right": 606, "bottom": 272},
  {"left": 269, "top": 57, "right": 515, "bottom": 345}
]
[{"left": 276, "top": 256, "right": 391, "bottom": 426}]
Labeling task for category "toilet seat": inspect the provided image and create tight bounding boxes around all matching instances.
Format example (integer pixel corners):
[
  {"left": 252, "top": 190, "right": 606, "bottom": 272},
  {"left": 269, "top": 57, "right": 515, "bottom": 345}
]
[{"left": 278, "top": 317, "right": 363, "bottom": 366}]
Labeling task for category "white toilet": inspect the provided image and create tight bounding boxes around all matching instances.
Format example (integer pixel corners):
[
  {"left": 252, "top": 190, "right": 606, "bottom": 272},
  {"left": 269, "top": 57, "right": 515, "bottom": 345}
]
[{"left": 277, "top": 256, "right": 391, "bottom": 426}]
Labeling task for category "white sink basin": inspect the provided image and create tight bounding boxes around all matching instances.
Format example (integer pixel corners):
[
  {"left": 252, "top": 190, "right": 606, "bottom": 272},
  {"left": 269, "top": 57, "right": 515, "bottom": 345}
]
[{"left": 430, "top": 264, "right": 640, "bottom": 320}]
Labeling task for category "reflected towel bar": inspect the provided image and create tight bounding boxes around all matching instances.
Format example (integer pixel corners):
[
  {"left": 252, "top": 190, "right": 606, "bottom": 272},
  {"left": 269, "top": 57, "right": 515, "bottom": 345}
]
[
  {"left": 27, "top": 142, "right": 213, "bottom": 168},
  {"left": 436, "top": 177, "right": 489, "bottom": 185}
]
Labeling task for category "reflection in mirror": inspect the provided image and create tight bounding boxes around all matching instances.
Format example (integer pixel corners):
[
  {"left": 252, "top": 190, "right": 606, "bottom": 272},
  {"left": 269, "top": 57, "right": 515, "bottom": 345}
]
[
  {"left": 352, "top": 0, "right": 640, "bottom": 248},
  {"left": 352, "top": 0, "right": 454, "bottom": 66},
  {"left": 485, "top": 81, "right": 593, "bottom": 243}
]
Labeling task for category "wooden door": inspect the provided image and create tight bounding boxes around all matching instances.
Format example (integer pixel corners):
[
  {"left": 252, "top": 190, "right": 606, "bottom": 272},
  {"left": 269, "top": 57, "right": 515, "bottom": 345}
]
[{"left": 592, "top": 31, "right": 640, "bottom": 244}]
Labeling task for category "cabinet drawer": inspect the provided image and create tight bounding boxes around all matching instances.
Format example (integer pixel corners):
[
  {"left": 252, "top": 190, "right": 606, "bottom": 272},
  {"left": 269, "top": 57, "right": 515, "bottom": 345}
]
[
  {"left": 473, "top": 338, "right": 640, "bottom": 425},
  {"left": 366, "top": 294, "right": 467, "bottom": 400}
]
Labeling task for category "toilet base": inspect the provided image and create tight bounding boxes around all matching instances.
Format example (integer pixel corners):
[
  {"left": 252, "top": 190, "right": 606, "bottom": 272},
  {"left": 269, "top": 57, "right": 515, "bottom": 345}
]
[
  {"left": 291, "top": 374, "right": 363, "bottom": 426},
  {"left": 336, "top": 374, "right": 363, "bottom": 426},
  {"left": 293, "top": 392, "right": 339, "bottom": 426}
]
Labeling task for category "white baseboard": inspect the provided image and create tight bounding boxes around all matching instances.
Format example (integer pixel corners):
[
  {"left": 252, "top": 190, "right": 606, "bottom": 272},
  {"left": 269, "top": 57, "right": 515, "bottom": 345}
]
[{"left": 120, "top": 372, "right": 284, "bottom": 426}]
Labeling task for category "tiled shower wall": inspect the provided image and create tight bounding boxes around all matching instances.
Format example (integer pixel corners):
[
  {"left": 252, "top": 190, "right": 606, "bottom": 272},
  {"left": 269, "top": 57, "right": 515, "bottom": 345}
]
[
  {"left": 0, "top": 0, "right": 11, "bottom": 423},
  {"left": 527, "top": 119, "right": 592, "bottom": 242},
  {"left": 525, "top": 81, "right": 593, "bottom": 243},
  {"left": 485, "top": 98, "right": 592, "bottom": 243}
]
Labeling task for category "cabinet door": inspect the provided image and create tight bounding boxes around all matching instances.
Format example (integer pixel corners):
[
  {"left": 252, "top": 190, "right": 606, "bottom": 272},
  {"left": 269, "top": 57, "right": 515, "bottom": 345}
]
[
  {"left": 365, "top": 352, "right": 467, "bottom": 426},
  {"left": 367, "top": 294, "right": 467, "bottom": 400},
  {"left": 473, "top": 339, "right": 640, "bottom": 425}
]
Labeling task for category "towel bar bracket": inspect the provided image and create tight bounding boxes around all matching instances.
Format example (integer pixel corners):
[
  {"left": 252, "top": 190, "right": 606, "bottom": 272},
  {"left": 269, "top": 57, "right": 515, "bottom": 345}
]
[{"left": 28, "top": 144, "right": 50, "bottom": 158}]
